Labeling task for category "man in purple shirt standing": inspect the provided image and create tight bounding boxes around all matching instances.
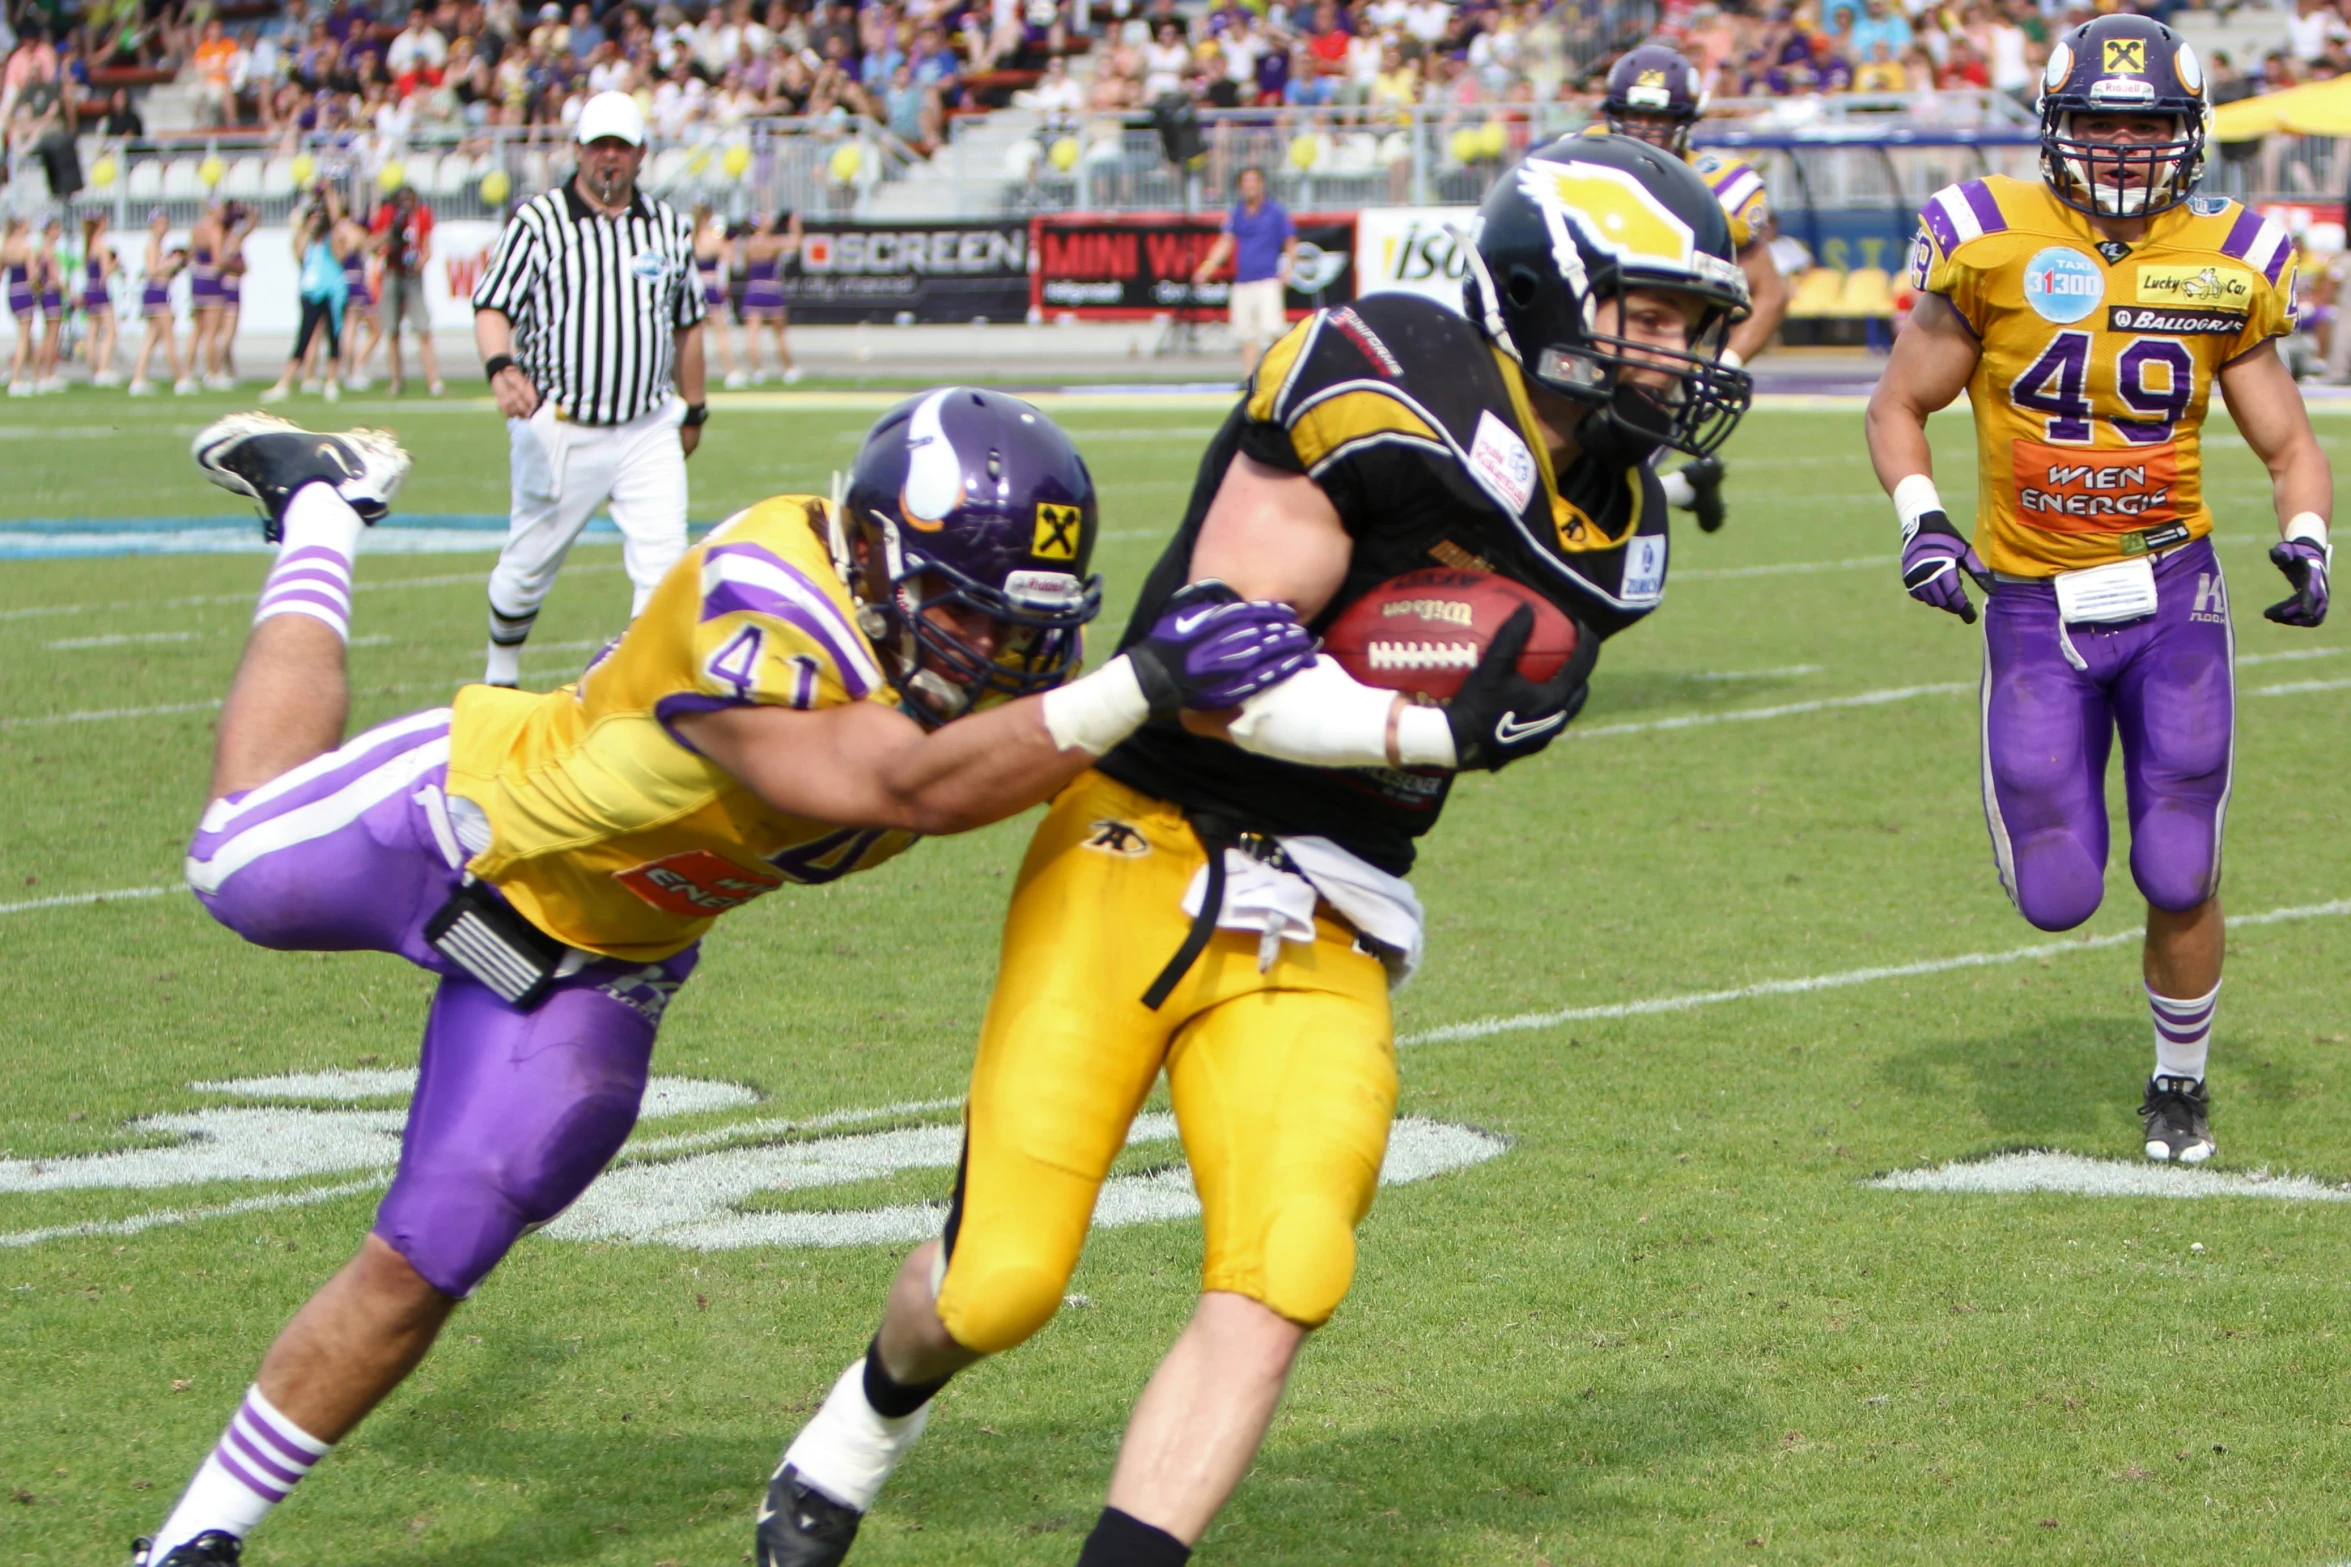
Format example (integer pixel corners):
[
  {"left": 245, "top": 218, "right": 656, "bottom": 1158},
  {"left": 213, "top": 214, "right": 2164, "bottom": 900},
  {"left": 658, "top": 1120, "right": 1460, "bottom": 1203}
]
[{"left": 1192, "top": 165, "right": 1296, "bottom": 373}]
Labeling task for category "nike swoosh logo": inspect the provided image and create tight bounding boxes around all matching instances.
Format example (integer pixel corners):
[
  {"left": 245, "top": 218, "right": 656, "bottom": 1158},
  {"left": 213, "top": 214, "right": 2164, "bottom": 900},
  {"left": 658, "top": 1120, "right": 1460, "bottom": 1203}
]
[
  {"left": 1171, "top": 607, "right": 1220, "bottom": 635},
  {"left": 756, "top": 1503, "right": 776, "bottom": 1524},
  {"left": 1493, "top": 710, "right": 1566, "bottom": 745}
]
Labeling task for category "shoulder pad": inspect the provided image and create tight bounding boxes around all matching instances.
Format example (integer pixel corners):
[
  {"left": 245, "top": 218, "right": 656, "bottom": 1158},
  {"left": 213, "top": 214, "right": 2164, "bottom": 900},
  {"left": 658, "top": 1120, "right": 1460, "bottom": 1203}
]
[
  {"left": 1917, "top": 179, "right": 2010, "bottom": 261},
  {"left": 2209, "top": 204, "right": 2295, "bottom": 287}
]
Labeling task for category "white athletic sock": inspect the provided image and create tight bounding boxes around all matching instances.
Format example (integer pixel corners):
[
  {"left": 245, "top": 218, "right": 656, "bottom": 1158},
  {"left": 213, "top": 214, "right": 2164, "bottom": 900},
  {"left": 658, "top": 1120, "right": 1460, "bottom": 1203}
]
[
  {"left": 254, "top": 484, "right": 362, "bottom": 642},
  {"left": 779, "top": 1357, "right": 930, "bottom": 1513},
  {"left": 482, "top": 639, "right": 523, "bottom": 687},
  {"left": 152, "top": 1385, "right": 332, "bottom": 1556},
  {"left": 2150, "top": 979, "right": 2220, "bottom": 1083}
]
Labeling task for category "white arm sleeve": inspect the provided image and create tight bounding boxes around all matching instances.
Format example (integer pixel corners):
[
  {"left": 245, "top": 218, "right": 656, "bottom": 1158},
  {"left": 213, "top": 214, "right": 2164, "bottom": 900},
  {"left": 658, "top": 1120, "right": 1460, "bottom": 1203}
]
[{"left": 1226, "top": 657, "right": 1458, "bottom": 769}]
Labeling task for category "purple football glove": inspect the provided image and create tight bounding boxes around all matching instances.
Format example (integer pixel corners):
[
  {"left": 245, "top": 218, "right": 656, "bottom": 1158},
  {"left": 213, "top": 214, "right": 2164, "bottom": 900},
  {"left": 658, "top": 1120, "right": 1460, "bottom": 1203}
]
[
  {"left": 2264, "top": 537, "right": 2331, "bottom": 628},
  {"left": 1124, "top": 579, "right": 1316, "bottom": 717},
  {"left": 1901, "top": 510, "right": 1992, "bottom": 625}
]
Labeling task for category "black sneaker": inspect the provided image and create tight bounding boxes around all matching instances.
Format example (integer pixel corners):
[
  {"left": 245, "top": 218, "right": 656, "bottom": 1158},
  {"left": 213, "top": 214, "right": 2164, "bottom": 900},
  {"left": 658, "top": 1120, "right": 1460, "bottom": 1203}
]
[
  {"left": 2141, "top": 1075, "right": 2215, "bottom": 1164},
  {"left": 755, "top": 1464, "right": 863, "bottom": 1567},
  {"left": 1682, "top": 456, "right": 1728, "bottom": 533},
  {"left": 190, "top": 413, "right": 411, "bottom": 541},
  {"left": 130, "top": 1532, "right": 243, "bottom": 1567}
]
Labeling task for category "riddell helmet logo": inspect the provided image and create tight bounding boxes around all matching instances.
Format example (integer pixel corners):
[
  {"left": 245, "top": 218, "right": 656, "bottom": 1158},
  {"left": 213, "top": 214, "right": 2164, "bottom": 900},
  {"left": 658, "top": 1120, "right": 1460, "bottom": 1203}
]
[{"left": 2022, "top": 247, "right": 2104, "bottom": 323}]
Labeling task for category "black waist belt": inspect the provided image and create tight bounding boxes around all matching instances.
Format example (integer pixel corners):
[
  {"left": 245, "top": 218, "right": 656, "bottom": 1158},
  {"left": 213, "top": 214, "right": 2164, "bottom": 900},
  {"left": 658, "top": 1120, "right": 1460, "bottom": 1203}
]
[
  {"left": 423, "top": 878, "right": 570, "bottom": 1009},
  {"left": 1139, "top": 809, "right": 1299, "bottom": 1011}
]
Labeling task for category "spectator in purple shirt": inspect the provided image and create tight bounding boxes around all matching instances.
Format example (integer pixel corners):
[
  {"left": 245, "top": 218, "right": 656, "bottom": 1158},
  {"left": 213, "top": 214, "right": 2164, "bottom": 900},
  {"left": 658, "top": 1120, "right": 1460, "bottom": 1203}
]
[{"left": 1191, "top": 164, "right": 1296, "bottom": 373}]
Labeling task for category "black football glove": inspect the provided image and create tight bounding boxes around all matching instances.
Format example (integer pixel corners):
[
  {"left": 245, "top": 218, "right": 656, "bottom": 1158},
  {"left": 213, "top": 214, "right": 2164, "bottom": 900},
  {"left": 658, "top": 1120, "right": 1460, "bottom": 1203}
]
[
  {"left": 1444, "top": 604, "right": 1601, "bottom": 772},
  {"left": 1680, "top": 457, "right": 1727, "bottom": 533}
]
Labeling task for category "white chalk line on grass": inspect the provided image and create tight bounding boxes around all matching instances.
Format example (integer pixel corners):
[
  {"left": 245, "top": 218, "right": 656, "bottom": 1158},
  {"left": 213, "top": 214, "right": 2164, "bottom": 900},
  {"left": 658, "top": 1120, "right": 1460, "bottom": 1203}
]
[
  {"left": 1399, "top": 897, "right": 2351, "bottom": 1047},
  {"left": 0, "top": 1180, "right": 385, "bottom": 1249},
  {"left": 0, "top": 562, "right": 622, "bottom": 626},
  {"left": 1574, "top": 681, "right": 1973, "bottom": 738},
  {"left": 1867, "top": 1150, "right": 2351, "bottom": 1203},
  {"left": 0, "top": 884, "right": 185, "bottom": 917}
]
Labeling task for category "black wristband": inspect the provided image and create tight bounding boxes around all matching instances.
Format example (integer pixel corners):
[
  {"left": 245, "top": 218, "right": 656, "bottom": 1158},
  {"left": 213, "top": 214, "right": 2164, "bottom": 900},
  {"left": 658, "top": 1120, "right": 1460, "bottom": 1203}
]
[
  {"left": 681, "top": 401, "right": 709, "bottom": 427},
  {"left": 483, "top": 353, "right": 515, "bottom": 381}
]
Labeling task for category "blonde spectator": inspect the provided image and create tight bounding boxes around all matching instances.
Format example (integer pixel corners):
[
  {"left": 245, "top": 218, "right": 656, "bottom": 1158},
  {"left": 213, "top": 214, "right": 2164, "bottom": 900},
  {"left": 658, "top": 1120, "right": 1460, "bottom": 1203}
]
[
  {"left": 1370, "top": 38, "right": 1418, "bottom": 113},
  {"left": 1854, "top": 36, "right": 1905, "bottom": 89}
]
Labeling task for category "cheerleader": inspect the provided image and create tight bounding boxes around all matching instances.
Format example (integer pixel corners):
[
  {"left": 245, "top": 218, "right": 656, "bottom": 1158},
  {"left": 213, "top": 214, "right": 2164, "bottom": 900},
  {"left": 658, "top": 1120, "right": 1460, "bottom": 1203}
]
[
  {"left": 130, "top": 209, "right": 192, "bottom": 395},
  {"left": 4, "top": 216, "right": 38, "bottom": 396},
  {"left": 692, "top": 202, "right": 745, "bottom": 389},
  {"left": 737, "top": 207, "right": 802, "bottom": 385},
  {"left": 82, "top": 212, "right": 123, "bottom": 386}
]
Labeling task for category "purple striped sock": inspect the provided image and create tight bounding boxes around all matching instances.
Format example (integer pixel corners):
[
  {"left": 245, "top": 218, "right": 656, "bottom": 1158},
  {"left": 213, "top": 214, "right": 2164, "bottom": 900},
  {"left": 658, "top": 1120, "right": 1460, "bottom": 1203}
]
[
  {"left": 253, "top": 484, "right": 363, "bottom": 642},
  {"left": 151, "top": 1386, "right": 332, "bottom": 1556},
  {"left": 2149, "top": 979, "right": 2220, "bottom": 1084}
]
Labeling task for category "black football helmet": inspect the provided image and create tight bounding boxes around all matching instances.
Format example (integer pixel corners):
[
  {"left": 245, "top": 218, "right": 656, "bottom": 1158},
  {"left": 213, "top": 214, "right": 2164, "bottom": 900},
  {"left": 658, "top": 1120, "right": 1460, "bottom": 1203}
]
[
  {"left": 1464, "top": 132, "right": 1752, "bottom": 460},
  {"left": 2038, "top": 14, "right": 2209, "bottom": 219},
  {"left": 836, "top": 387, "right": 1103, "bottom": 726},
  {"left": 1602, "top": 44, "right": 1707, "bottom": 157}
]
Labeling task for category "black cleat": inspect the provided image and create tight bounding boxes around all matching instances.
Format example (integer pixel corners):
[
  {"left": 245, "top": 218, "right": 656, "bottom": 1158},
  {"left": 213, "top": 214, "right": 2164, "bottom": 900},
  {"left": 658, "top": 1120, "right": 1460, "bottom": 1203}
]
[
  {"left": 191, "top": 413, "right": 412, "bottom": 541},
  {"left": 756, "top": 1464, "right": 863, "bottom": 1567},
  {"left": 1682, "top": 456, "right": 1727, "bottom": 533},
  {"left": 130, "top": 1532, "right": 243, "bottom": 1567},
  {"left": 2141, "top": 1074, "right": 2215, "bottom": 1164}
]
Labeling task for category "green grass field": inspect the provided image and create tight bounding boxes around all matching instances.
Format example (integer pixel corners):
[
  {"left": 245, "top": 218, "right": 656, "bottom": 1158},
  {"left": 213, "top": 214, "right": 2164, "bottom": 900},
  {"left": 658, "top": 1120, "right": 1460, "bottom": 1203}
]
[{"left": 5, "top": 388, "right": 2351, "bottom": 1566}]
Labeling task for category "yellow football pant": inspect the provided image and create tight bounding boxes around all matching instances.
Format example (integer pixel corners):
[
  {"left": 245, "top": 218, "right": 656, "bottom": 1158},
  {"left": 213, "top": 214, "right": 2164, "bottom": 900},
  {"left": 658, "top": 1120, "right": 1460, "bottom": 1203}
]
[{"left": 934, "top": 771, "right": 1398, "bottom": 1354}]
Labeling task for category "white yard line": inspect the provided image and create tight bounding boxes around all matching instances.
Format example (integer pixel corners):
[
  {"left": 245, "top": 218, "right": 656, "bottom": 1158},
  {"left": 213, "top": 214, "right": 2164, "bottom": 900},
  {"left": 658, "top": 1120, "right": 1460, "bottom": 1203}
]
[
  {"left": 1674, "top": 556, "right": 1883, "bottom": 581},
  {"left": 1399, "top": 897, "right": 2351, "bottom": 1047},
  {"left": 46, "top": 631, "right": 202, "bottom": 650},
  {"left": 1867, "top": 1151, "right": 2351, "bottom": 1203},
  {"left": 1572, "top": 681, "right": 1973, "bottom": 739},
  {"left": 0, "top": 1179, "right": 384, "bottom": 1249},
  {"left": 0, "top": 700, "right": 225, "bottom": 730},
  {"left": 2250, "top": 677, "right": 2351, "bottom": 697},
  {"left": 0, "top": 562, "right": 621, "bottom": 627},
  {"left": 0, "top": 884, "right": 186, "bottom": 916}
]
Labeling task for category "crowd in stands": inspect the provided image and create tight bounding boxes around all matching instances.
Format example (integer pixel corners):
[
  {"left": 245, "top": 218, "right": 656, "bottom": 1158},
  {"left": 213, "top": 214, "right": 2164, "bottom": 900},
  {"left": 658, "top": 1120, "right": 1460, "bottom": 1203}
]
[{"left": 0, "top": 0, "right": 2348, "bottom": 170}]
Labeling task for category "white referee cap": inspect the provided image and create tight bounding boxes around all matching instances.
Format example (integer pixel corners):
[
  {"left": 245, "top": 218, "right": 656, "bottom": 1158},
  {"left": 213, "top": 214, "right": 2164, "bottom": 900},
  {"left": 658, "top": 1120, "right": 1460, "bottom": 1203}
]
[{"left": 576, "top": 91, "right": 646, "bottom": 148}]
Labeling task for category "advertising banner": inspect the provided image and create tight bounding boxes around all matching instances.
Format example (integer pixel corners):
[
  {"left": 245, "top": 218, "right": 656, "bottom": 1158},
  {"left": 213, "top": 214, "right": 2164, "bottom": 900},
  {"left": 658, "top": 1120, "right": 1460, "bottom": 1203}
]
[
  {"left": 1353, "top": 206, "right": 1477, "bottom": 313},
  {"left": 780, "top": 221, "right": 1031, "bottom": 323},
  {"left": 1032, "top": 213, "right": 1356, "bottom": 320}
]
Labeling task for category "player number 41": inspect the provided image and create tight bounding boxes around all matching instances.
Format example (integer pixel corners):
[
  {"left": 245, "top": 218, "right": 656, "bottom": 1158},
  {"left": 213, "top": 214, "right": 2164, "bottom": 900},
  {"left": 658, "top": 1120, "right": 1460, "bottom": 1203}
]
[{"left": 2010, "top": 330, "right": 2198, "bottom": 446}]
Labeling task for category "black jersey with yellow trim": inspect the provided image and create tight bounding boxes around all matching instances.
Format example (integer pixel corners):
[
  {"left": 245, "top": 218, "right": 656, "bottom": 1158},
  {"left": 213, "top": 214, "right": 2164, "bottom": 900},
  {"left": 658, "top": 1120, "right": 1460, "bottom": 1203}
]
[{"left": 1097, "top": 292, "right": 1669, "bottom": 876}]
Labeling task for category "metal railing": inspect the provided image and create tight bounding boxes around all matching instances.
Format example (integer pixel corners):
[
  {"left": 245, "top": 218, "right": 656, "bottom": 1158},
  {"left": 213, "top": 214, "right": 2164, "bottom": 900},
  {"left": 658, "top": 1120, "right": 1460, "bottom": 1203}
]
[
  {"left": 985, "top": 91, "right": 2042, "bottom": 217},
  {"left": 7, "top": 115, "right": 915, "bottom": 229}
]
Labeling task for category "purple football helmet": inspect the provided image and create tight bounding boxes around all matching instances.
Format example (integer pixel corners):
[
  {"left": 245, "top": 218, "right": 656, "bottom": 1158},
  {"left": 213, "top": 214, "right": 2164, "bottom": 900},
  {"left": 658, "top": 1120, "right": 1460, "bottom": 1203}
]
[{"left": 838, "top": 387, "right": 1103, "bottom": 724}]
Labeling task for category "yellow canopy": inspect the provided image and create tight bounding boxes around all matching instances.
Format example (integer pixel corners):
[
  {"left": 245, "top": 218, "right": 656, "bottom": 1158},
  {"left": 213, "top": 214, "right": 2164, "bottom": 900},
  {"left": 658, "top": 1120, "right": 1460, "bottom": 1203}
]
[{"left": 2212, "top": 76, "right": 2351, "bottom": 142}]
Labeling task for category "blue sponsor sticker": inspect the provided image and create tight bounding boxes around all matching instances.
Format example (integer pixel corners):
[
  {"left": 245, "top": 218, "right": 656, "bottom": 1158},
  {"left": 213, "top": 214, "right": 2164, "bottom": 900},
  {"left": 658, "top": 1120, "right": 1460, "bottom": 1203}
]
[
  {"left": 2022, "top": 246, "right": 2104, "bottom": 323},
  {"left": 2188, "top": 194, "right": 2229, "bottom": 218}
]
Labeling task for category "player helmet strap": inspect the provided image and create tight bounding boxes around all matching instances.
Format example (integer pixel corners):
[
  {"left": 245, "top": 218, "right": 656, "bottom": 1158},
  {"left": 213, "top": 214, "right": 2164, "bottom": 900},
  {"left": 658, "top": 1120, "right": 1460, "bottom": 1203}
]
[{"left": 2037, "top": 16, "right": 2209, "bottom": 218}]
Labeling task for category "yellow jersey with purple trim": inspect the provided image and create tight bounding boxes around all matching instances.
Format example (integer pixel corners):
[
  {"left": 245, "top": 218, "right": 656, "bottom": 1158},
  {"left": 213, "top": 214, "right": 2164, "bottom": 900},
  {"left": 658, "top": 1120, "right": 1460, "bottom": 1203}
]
[
  {"left": 1914, "top": 175, "right": 2295, "bottom": 577},
  {"left": 444, "top": 496, "right": 915, "bottom": 961},
  {"left": 1689, "top": 150, "right": 1769, "bottom": 251}
]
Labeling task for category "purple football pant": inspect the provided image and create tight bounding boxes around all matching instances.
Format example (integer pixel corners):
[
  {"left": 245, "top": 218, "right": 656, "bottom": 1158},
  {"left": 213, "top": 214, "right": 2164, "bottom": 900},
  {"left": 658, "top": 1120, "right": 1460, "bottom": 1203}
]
[
  {"left": 1979, "top": 539, "right": 2235, "bottom": 933},
  {"left": 185, "top": 708, "right": 698, "bottom": 1296}
]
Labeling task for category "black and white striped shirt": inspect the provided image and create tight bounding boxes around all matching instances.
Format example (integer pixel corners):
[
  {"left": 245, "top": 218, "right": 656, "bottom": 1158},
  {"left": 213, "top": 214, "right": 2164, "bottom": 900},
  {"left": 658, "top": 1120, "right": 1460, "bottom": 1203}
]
[{"left": 472, "top": 180, "right": 704, "bottom": 427}]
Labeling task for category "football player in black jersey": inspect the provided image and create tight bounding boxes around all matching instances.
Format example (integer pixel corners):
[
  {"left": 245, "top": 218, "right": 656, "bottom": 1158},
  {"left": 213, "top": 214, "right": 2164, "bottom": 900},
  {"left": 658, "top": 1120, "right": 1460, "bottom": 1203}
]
[{"left": 754, "top": 134, "right": 1753, "bottom": 1567}]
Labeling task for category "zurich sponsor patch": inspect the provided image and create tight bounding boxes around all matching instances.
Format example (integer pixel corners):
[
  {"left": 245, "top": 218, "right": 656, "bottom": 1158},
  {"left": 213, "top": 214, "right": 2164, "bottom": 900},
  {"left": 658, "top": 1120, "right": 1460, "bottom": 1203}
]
[
  {"left": 1622, "top": 533, "right": 1666, "bottom": 603},
  {"left": 630, "top": 250, "right": 672, "bottom": 285},
  {"left": 2022, "top": 246, "right": 2103, "bottom": 324},
  {"left": 1468, "top": 409, "right": 1537, "bottom": 516}
]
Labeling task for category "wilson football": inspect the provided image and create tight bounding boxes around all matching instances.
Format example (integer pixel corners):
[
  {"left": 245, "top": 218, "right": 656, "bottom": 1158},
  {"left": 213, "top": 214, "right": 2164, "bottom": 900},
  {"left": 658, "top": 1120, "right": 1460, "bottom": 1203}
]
[{"left": 1321, "top": 568, "right": 1577, "bottom": 704}]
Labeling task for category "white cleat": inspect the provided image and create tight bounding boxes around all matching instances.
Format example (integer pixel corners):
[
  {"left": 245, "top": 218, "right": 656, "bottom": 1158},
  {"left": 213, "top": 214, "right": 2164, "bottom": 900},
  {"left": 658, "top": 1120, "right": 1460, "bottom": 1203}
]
[
  {"left": 128, "top": 379, "right": 157, "bottom": 396},
  {"left": 323, "top": 379, "right": 340, "bottom": 402},
  {"left": 783, "top": 366, "right": 806, "bottom": 384},
  {"left": 724, "top": 368, "right": 750, "bottom": 389},
  {"left": 257, "top": 384, "right": 290, "bottom": 404},
  {"left": 92, "top": 370, "right": 123, "bottom": 387},
  {"left": 344, "top": 374, "right": 372, "bottom": 391},
  {"left": 173, "top": 378, "right": 198, "bottom": 395}
]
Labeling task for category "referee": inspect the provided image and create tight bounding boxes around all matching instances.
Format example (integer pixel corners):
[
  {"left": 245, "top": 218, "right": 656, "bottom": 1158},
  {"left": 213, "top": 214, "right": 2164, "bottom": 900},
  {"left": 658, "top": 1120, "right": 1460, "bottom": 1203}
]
[{"left": 471, "top": 90, "right": 706, "bottom": 687}]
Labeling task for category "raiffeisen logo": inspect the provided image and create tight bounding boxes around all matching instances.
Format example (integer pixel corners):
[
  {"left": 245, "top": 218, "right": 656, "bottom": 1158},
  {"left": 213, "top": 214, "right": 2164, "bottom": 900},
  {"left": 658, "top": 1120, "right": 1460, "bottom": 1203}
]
[{"left": 2023, "top": 246, "right": 2105, "bottom": 323}]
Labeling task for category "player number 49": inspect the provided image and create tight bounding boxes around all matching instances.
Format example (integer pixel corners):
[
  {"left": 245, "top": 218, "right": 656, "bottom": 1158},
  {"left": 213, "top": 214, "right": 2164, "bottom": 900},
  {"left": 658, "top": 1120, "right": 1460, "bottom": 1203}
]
[{"left": 2011, "top": 330, "right": 2199, "bottom": 446}]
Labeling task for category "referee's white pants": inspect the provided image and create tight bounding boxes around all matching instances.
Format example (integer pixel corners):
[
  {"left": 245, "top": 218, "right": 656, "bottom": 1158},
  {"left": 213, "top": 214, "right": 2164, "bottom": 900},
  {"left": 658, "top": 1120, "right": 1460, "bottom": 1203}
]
[{"left": 490, "top": 395, "right": 689, "bottom": 628}]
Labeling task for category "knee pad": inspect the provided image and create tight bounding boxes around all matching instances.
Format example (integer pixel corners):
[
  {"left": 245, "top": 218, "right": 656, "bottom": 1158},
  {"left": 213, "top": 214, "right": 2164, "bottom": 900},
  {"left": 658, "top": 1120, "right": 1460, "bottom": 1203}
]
[
  {"left": 936, "top": 1257, "right": 1070, "bottom": 1356},
  {"left": 1257, "top": 1199, "right": 1358, "bottom": 1328},
  {"left": 2130, "top": 807, "right": 2220, "bottom": 914},
  {"left": 2004, "top": 823, "right": 2107, "bottom": 932}
]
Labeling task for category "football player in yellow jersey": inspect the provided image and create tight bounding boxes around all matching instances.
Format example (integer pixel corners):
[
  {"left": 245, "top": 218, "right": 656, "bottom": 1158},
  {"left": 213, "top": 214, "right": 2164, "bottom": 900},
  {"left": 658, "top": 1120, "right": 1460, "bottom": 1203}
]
[
  {"left": 1866, "top": 13, "right": 2332, "bottom": 1169},
  {"left": 1602, "top": 47, "right": 1789, "bottom": 377},
  {"left": 756, "top": 134, "right": 1750, "bottom": 1567},
  {"left": 133, "top": 401, "right": 1315, "bottom": 1567}
]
